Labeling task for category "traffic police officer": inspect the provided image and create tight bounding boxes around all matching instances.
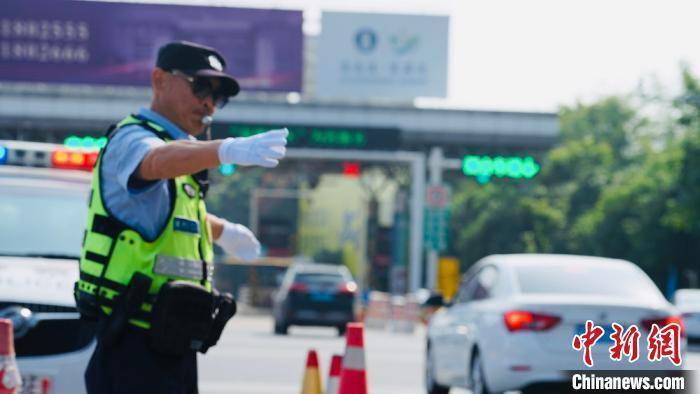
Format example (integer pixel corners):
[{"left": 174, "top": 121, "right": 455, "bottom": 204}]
[{"left": 75, "top": 41, "right": 288, "bottom": 393}]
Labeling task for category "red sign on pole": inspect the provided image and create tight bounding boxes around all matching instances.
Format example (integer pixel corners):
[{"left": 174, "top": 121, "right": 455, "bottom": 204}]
[{"left": 426, "top": 185, "right": 450, "bottom": 208}]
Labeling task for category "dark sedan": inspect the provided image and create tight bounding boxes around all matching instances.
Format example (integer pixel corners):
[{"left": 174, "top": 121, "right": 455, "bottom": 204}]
[{"left": 272, "top": 263, "right": 357, "bottom": 335}]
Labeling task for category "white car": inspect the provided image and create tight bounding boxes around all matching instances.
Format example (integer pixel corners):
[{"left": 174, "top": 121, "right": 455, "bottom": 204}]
[
  {"left": 674, "top": 289, "right": 700, "bottom": 345},
  {"left": 0, "top": 141, "right": 94, "bottom": 394},
  {"left": 426, "top": 254, "right": 684, "bottom": 394}
]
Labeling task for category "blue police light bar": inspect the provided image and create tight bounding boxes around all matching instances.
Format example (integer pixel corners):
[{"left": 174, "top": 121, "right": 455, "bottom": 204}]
[{"left": 0, "top": 140, "right": 67, "bottom": 168}]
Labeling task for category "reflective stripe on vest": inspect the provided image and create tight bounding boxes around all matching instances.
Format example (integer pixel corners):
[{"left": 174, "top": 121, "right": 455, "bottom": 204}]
[{"left": 153, "top": 255, "right": 209, "bottom": 281}]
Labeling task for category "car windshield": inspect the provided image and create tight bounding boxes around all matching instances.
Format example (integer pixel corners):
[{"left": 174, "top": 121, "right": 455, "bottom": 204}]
[
  {"left": 294, "top": 273, "right": 346, "bottom": 285},
  {"left": 515, "top": 262, "right": 665, "bottom": 302},
  {"left": 675, "top": 291, "right": 700, "bottom": 307},
  {"left": 0, "top": 184, "right": 87, "bottom": 259}
]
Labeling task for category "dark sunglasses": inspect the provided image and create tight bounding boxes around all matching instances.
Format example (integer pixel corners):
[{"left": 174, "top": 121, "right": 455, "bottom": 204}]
[{"left": 170, "top": 70, "right": 229, "bottom": 109}]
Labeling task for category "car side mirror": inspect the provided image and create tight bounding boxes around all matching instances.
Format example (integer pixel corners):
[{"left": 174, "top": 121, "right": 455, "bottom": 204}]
[{"left": 424, "top": 294, "right": 446, "bottom": 308}]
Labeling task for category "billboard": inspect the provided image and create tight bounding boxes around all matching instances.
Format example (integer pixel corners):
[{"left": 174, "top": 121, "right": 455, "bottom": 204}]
[
  {"left": 316, "top": 12, "right": 448, "bottom": 101},
  {"left": 0, "top": 0, "right": 303, "bottom": 92}
]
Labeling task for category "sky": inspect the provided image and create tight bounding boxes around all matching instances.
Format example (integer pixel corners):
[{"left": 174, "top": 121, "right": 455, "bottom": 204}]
[
  {"left": 105, "top": 0, "right": 700, "bottom": 112},
  {"left": 444, "top": 0, "right": 700, "bottom": 111}
]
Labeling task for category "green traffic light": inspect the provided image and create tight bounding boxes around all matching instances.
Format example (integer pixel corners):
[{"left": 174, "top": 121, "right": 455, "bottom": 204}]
[
  {"left": 219, "top": 163, "right": 235, "bottom": 176},
  {"left": 462, "top": 155, "right": 540, "bottom": 183},
  {"left": 64, "top": 136, "right": 82, "bottom": 149},
  {"left": 64, "top": 135, "right": 107, "bottom": 150}
]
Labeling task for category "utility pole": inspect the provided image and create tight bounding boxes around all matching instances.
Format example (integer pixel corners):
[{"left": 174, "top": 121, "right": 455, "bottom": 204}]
[{"left": 426, "top": 147, "right": 443, "bottom": 290}]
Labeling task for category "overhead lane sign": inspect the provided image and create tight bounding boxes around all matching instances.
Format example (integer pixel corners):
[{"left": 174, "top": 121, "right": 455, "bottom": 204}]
[{"left": 213, "top": 124, "right": 401, "bottom": 151}]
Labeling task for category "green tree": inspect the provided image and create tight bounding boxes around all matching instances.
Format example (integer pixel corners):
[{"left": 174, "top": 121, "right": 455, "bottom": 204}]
[
  {"left": 450, "top": 180, "right": 564, "bottom": 269},
  {"left": 449, "top": 85, "right": 700, "bottom": 289}
]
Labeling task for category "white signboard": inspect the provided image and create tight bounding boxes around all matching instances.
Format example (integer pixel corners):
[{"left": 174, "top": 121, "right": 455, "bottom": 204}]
[{"left": 316, "top": 12, "right": 449, "bottom": 101}]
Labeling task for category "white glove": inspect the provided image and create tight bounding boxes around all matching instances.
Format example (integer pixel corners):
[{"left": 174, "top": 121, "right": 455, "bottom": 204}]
[
  {"left": 215, "top": 222, "right": 261, "bottom": 261},
  {"left": 218, "top": 128, "right": 288, "bottom": 167}
]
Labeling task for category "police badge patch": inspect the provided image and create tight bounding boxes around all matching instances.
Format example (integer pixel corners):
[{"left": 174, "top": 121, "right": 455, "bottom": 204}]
[{"left": 182, "top": 183, "right": 197, "bottom": 198}]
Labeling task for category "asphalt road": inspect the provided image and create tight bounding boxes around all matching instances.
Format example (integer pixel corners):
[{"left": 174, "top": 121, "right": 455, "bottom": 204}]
[
  {"left": 198, "top": 314, "right": 700, "bottom": 394},
  {"left": 198, "top": 312, "right": 431, "bottom": 394}
]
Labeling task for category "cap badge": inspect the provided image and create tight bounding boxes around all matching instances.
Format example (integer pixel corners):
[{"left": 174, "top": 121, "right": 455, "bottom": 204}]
[{"left": 208, "top": 55, "right": 223, "bottom": 71}]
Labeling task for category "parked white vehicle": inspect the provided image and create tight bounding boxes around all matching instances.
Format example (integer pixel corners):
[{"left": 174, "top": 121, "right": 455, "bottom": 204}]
[
  {"left": 1, "top": 141, "right": 95, "bottom": 394},
  {"left": 674, "top": 289, "right": 700, "bottom": 345},
  {"left": 425, "top": 254, "right": 685, "bottom": 394}
]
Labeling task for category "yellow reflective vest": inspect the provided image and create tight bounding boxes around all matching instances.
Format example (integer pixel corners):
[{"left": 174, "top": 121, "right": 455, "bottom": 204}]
[{"left": 75, "top": 115, "right": 213, "bottom": 329}]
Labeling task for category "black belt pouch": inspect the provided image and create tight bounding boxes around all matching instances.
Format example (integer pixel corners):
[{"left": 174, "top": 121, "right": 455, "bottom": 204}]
[{"left": 149, "top": 281, "right": 215, "bottom": 356}]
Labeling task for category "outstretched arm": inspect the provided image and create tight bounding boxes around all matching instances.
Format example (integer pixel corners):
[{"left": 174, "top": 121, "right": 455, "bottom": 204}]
[
  {"left": 136, "top": 128, "right": 289, "bottom": 181},
  {"left": 138, "top": 139, "right": 221, "bottom": 180}
]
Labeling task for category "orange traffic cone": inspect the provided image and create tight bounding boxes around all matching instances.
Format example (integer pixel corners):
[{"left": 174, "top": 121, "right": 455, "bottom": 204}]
[
  {"left": 338, "top": 323, "right": 367, "bottom": 394},
  {"left": 325, "top": 354, "right": 342, "bottom": 394},
  {"left": 0, "top": 319, "right": 21, "bottom": 394},
  {"left": 300, "top": 349, "right": 323, "bottom": 394}
]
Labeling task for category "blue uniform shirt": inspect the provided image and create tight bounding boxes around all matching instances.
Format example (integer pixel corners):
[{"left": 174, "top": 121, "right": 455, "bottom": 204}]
[{"left": 101, "top": 108, "right": 194, "bottom": 240}]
